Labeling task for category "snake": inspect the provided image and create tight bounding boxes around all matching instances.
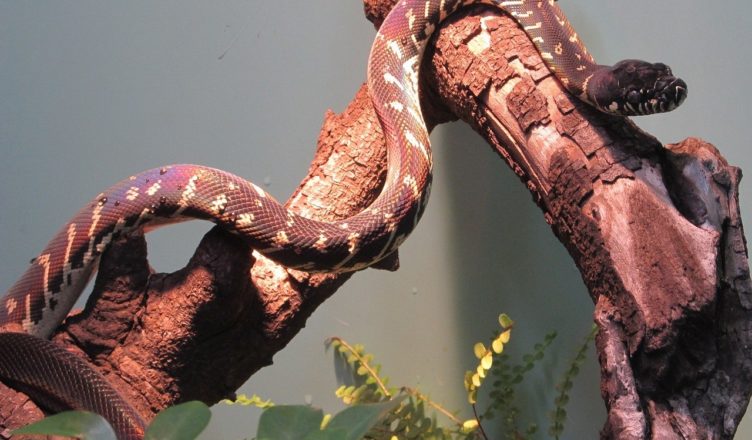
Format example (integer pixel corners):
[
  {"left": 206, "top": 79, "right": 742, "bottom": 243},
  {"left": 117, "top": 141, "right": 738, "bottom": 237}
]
[{"left": 0, "top": 1, "right": 687, "bottom": 438}]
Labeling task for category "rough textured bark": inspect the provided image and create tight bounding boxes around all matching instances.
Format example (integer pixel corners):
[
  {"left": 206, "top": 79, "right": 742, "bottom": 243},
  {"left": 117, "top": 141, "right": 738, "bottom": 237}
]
[
  {"left": 416, "top": 4, "right": 752, "bottom": 439},
  {"left": 1, "top": 1, "right": 750, "bottom": 439},
  {"left": 0, "top": 82, "right": 389, "bottom": 435}
]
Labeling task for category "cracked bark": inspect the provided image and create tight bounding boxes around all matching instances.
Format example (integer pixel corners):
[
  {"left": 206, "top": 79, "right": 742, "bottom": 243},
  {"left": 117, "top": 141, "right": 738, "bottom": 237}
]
[
  {"left": 417, "top": 4, "right": 752, "bottom": 439},
  {"left": 2, "top": 2, "right": 750, "bottom": 439}
]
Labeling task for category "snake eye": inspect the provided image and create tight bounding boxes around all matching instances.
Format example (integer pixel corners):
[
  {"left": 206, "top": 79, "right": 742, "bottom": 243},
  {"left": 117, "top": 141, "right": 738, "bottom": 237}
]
[
  {"left": 627, "top": 90, "right": 642, "bottom": 104},
  {"left": 655, "top": 63, "right": 672, "bottom": 76}
]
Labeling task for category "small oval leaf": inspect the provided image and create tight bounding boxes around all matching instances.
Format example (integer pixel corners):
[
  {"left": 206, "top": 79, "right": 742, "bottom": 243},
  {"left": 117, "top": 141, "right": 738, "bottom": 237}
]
[
  {"left": 481, "top": 352, "right": 493, "bottom": 370},
  {"left": 462, "top": 419, "right": 479, "bottom": 433},
  {"left": 499, "top": 329, "right": 512, "bottom": 343},
  {"left": 471, "top": 373, "right": 481, "bottom": 387},
  {"left": 476, "top": 365, "right": 486, "bottom": 379},
  {"left": 498, "top": 314, "right": 514, "bottom": 328},
  {"left": 492, "top": 338, "right": 504, "bottom": 354},
  {"left": 467, "top": 388, "right": 478, "bottom": 404},
  {"left": 473, "top": 343, "right": 486, "bottom": 359}
]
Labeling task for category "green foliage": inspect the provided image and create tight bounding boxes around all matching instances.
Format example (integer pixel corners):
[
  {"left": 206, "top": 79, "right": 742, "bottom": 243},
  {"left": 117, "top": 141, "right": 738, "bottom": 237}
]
[
  {"left": 14, "top": 402, "right": 210, "bottom": 440},
  {"left": 464, "top": 314, "right": 514, "bottom": 405},
  {"left": 15, "top": 316, "right": 593, "bottom": 440},
  {"left": 327, "top": 337, "right": 480, "bottom": 439},
  {"left": 325, "top": 317, "right": 592, "bottom": 440},
  {"left": 481, "top": 329, "right": 557, "bottom": 439},
  {"left": 328, "top": 338, "right": 395, "bottom": 403},
  {"left": 257, "top": 405, "right": 325, "bottom": 439},
  {"left": 144, "top": 401, "right": 211, "bottom": 440},
  {"left": 256, "top": 399, "right": 404, "bottom": 440},
  {"left": 326, "top": 397, "right": 407, "bottom": 438},
  {"left": 223, "top": 393, "right": 275, "bottom": 409},
  {"left": 548, "top": 325, "right": 597, "bottom": 439},
  {"left": 13, "top": 411, "right": 117, "bottom": 440}
]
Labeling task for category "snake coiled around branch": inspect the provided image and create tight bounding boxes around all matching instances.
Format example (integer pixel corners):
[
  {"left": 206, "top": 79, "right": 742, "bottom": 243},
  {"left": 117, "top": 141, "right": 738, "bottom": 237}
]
[{"left": 0, "top": 1, "right": 687, "bottom": 438}]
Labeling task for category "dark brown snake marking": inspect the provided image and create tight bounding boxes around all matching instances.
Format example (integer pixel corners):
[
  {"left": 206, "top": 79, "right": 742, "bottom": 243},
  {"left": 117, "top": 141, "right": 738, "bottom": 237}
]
[{"left": 0, "top": 1, "right": 687, "bottom": 438}]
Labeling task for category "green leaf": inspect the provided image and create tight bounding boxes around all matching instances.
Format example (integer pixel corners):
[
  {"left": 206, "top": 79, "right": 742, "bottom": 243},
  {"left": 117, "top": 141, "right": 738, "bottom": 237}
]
[
  {"left": 476, "top": 365, "right": 486, "bottom": 379},
  {"left": 13, "top": 411, "right": 117, "bottom": 440},
  {"left": 257, "top": 405, "right": 324, "bottom": 440},
  {"left": 472, "top": 373, "right": 481, "bottom": 387},
  {"left": 498, "top": 314, "right": 513, "bottom": 328},
  {"left": 499, "top": 329, "right": 512, "bottom": 344},
  {"left": 145, "top": 401, "right": 210, "bottom": 440},
  {"left": 481, "top": 352, "right": 493, "bottom": 370},
  {"left": 491, "top": 337, "right": 504, "bottom": 354},
  {"left": 464, "top": 371, "right": 474, "bottom": 390},
  {"left": 305, "top": 428, "right": 348, "bottom": 440},
  {"left": 223, "top": 393, "right": 274, "bottom": 409},
  {"left": 473, "top": 342, "right": 486, "bottom": 359},
  {"left": 325, "top": 397, "right": 405, "bottom": 440}
]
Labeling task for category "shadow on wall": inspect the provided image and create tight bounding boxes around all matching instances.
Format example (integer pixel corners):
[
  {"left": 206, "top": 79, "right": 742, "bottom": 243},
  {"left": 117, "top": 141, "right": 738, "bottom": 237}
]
[{"left": 438, "top": 122, "right": 603, "bottom": 438}]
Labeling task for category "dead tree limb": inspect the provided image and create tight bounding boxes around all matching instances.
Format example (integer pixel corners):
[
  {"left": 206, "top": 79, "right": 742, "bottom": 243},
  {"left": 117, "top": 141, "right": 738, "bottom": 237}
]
[
  {"left": 2, "top": 2, "right": 750, "bottom": 439},
  {"left": 413, "top": 4, "right": 752, "bottom": 439},
  {"left": 0, "top": 82, "right": 390, "bottom": 434}
]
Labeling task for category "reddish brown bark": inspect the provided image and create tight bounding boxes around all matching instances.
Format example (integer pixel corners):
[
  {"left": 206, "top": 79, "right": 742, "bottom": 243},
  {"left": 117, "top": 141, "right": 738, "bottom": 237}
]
[
  {"left": 0, "top": 80, "right": 390, "bottom": 435},
  {"left": 1, "top": 1, "right": 750, "bottom": 439},
  {"left": 416, "top": 3, "right": 752, "bottom": 439}
]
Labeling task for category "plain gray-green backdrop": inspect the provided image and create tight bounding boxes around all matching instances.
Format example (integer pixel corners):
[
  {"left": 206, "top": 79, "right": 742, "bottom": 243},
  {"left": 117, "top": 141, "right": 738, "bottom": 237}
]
[{"left": 1, "top": 1, "right": 750, "bottom": 438}]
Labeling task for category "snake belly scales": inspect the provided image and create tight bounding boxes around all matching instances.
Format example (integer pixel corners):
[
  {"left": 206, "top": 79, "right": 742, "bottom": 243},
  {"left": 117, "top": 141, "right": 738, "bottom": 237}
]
[{"left": 0, "top": 1, "right": 687, "bottom": 438}]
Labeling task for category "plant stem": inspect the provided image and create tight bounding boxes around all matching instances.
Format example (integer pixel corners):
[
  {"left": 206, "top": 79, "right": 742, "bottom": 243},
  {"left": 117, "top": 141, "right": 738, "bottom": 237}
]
[
  {"left": 472, "top": 404, "right": 489, "bottom": 440},
  {"left": 329, "top": 337, "right": 391, "bottom": 398},
  {"left": 404, "top": 387, "right": 464, "bottom": 425}
]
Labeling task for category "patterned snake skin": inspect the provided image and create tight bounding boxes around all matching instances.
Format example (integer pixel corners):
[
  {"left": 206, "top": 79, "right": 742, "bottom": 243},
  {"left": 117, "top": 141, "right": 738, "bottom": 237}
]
[
  {"left": 0, "top": 332, "right": 146, "bottom": 438},
  {"left": 0, "top": 1, "right": 687, "bottom": 438}
]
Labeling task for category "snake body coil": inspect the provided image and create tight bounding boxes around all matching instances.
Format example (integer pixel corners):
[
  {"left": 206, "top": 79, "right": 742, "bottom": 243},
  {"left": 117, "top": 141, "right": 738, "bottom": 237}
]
[{"left": 0, "top": 1, "right": 687, "bottom": 438}]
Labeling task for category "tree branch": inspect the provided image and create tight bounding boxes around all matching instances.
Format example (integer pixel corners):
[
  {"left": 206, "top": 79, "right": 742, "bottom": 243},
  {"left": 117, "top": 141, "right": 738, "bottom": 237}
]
[
  {"left": 415, "top": 4, "right": 752, "bottom": 439},
  {"left": 0, "top": 82, "right": 391, "bottom": 433}
]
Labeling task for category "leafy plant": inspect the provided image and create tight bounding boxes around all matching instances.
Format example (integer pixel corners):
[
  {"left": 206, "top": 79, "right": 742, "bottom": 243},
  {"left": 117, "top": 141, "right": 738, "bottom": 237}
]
[
  {"left": 258, "top": 315, "right": 590, "bottom": 440},
  {"left": 13, "top": 316, "right": 595, "bottom": 440},
  {"left": 13, "top": 401, "right": 210, "bottom": 440},
  {"left": 145, "top": 401, "right": 210, "bottom": 440},
  {"left": 327, "top": 337, "right": 480, "bottom": 439},
  {"left": 464, "top": 314, "right": 514, "bottom": 406},
  {"left": 13, "top": 411, "right": 118, "bottom": 440},
  {"left": 256, "top": 398, "right": 404, "bottom": 440},
  {"left": 548, "top": 325, "right": 597, "bottom": 439},
  {"left": 224, "top": 393, "right": 276, "bottom": 409},
  {"left": 482, "top": 329, "right": 557, "bottom": 439}
]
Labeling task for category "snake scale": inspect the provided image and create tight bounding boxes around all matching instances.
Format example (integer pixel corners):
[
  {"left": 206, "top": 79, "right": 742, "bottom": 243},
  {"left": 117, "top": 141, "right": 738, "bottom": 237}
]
[{"left": 0, "top": 1, "right": 687, "bottom": 438}]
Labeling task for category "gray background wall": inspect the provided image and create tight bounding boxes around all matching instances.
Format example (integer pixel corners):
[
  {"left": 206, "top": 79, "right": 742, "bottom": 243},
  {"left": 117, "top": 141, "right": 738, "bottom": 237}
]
[{"left": 1, "top": 1, "right": 749, "bottom": 438}]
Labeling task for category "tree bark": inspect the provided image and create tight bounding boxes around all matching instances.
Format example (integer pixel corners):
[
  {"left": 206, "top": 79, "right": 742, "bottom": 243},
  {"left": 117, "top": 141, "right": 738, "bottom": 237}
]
[
  {"left": 413, "top": 4, "right": 752, "bottom": 439},
  {"left": 2, "top": 1, "right": 750, "bottom": 439}
]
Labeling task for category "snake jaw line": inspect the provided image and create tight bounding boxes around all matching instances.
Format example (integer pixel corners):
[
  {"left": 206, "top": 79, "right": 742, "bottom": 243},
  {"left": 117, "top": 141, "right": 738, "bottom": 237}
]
[{"left": 585, "top": 59, "right": 688, "bottom": 116}]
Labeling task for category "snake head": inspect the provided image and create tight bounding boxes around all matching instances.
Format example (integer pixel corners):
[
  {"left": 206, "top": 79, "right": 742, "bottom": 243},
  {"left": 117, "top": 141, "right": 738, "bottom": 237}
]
[{"left": 586, "top": 59, "right": 688, "bottom": 116}]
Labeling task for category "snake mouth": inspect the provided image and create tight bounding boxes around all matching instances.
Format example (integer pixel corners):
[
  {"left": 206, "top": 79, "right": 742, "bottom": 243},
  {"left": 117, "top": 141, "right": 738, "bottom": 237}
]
[
  {"left": 657, "top": 77, "right": 688, "bottom": 112},
  {"left": 627, "top": 77, "right": 688, "bottom": 115},
  {"left": 588, "top": 60, "right": 688, "bottom": 116}
]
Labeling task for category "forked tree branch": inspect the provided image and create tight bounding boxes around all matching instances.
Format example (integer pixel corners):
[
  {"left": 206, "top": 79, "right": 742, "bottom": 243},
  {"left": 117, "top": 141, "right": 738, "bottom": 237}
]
[{"left": 2, "top": 2, "right": 750, "bottom": 439}]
